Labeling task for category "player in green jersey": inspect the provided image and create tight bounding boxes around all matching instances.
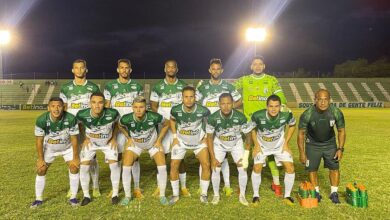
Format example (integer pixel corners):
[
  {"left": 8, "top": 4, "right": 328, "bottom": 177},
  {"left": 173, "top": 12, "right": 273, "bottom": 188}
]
[
  {"left": 169, "top": 86, "right": 211, "bottom": 204},
  {"left": 31, "top": 97, "right": 80, "bottom": 208},
  {"left": 297, "top": 89, "right": 346, "bottom": 204},
  {"left": 234, "top": 56, "right": 287, "bottom": 196},
  {"left": 150, "top": 60, "right": 190, "bottom": 197},
  {"left": 60, "top": 59, "right": 101, "bottom": 198},
  {"left": 76, "top": 92, "right": 121, "bottom": 206},
  {"left": 207, "top": 93, "right": 251, "bottom": 206},
  {"left": 250, "top": 95, "right": 296, "bottom": 205},
  {"left": 196, "top": 58, "right": 242, "bottom": 196},
  {"left": 118, "top": 96, "right": 170, "bottom": 205},
  {"left": 104, "top": 59, "right": 144, "bottom": 199}
]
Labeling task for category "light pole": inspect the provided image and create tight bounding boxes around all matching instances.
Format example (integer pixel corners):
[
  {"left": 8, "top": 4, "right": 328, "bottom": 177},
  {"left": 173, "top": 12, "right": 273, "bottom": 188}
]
[
  {"left": 0, "top": 30, "right": 11, "bottom": 79},
  {"left": 246, "top": 27, "right": 266, "bottom": 57}
]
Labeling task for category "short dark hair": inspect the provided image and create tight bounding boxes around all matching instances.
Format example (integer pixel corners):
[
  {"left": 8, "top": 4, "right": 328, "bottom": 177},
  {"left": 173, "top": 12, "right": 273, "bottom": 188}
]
[
  {"left": 210, "top": 58, "right": 222, "bottom": 66},
  {"left": 315, "top": 89, "right": 330, "bottom": 99},
  {"left": 118, "top": 59, "right": 131, "bottom": 67},
  {"left": 266, "top": 94, "right": 281, "bottom": 105},
  {"left": 90, "top": 91, "right": 105, "bottom": 100},
  {"left": 73, "top": 59, "right": 87, "bottom": 67},
  {"left": 49, "top": 97, "right": 64, "bottom": 104},
  {"left": 182, "top": 86, "right": 196, "bottom": 94},
  {"left": 219, "top": 93, "right": 233, "bottom": 102},
  {"left": 165, "top": 59, "right": 178, "bottom": 67},
  {"left": 252, "top": 56, "right": 265, "bottom": 63}
]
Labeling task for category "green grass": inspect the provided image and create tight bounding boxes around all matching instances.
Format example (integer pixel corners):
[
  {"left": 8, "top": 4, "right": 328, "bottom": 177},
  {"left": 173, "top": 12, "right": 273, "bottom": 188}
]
[{"left": 1, "top": 109, "right": 389, "bottom": 219}]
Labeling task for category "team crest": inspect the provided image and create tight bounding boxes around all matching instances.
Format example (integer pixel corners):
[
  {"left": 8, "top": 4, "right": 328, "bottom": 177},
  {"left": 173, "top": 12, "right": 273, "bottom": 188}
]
[
  {"left": 106, "top": 117, "right": 112, "bottom": 120},
  {"left": 131, "top": 86, "right": 136, "bottom": 89},
  {"left": 330, "top": 120, "right": 335, "bottom": 127},
  {"left": 64, "top": 121, "right": 69, "bottom": 125},
  {"left": 178, "top": 113, "right": 182, "bottom": 117},
  {"left": 233, "top": 119, "right": 239, "bottom": 123},
  {"left": 261, "top": 120, "right": 266, "bottom": 124},
  {"left": 113, "top": 84, "right": 118, "bottom": 89}
]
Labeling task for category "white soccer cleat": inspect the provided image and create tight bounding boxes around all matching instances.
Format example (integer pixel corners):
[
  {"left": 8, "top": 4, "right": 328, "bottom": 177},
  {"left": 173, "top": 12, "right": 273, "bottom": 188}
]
[
  {"left": 239, "top": 194, "right": 249, "bottom": 206},
  {"left": 211, "top": 195, "right": 220, "bottom": 205}
]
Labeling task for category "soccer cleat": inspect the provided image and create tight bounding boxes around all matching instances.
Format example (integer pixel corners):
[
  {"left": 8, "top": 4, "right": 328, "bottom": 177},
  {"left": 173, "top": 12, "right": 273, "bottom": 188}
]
[
  {"left": 273, "top": 185, "right": 282, "bottom": 197},
  {"left": 315, "top": 192, "right": 322, "bottom": 203},
  {"left": 169, "top": 196, "right": 179, "bottom": 205},
  {"left": 69, "top": 198, "right": 79, "bottom": 206},
  {"left": 223, "top": 186, "right": 233, "bottom": 197},
  {"left": 252, "top": 196, "right": 260, "bottom": 206},
  {"left": 181, "top": 187, "right": 191, "bottom": 197},
  {"left": 239, "top": 194, "right": 249, "bottom": 206},
  {"left": 159, "top": 196, "right": 169, "bottom": 206},
  {"left": 93, "top": 188, "right": 101, "bottom": 198},
  {"left": 30, "top": 200, "right": 43, "bottom": 209},
  {"left": 133, "top": 188, "right": 144, "bottom": 199},
  {"left": 329, "top": 192, "right": 341, "bottom": 204},
  {"left": 81, "top": 197, "right": 91, "bottom": 206},
  {"left": 283, "top": 197, "right": 295, "bottom": 206},
  {"left": 111, "top": 196, "right": 120, "bottom": 205},
  {"left": 152, "top": 187, "right": 160, "bottom": 198},
  {"left": 211, "top": 195, "right": 220, "bottom": 205},
  {"left": 66, "top": 189, "right": 72, "bottom": 198},
  {"left": 200, "top": 194, "right": 208, "bottom": 204},
  {"left": 120, "top": 197, "right": 132, "bottom": 206}
]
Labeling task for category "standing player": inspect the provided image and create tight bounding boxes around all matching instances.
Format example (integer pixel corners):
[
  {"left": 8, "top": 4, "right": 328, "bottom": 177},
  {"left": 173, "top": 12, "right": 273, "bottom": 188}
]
[
  {"left": 250, "top": 95, "right": 296, "bottom": 205},
  {"left": 206, "top": 93, "right": 251, "bottom": 206},
  {"left": 150, "top": 59, "right": 190, "bottom": 197},
  {"left": 31, "top": 97, "right": 80, "bottom": 208},
  {"left": 76, "top": 92, "right": 121, "bottom": 205},
  {"left": 118, "top": 96, "right": 170, "bottom": 205},
  {"left": 196, "top": 58, "right": 242, "bottom": 196},
  {"left": 297, "top": 89, "right": 346, "bottom": 204},
  {"left": 234, "top": 56, "right": 287, "bottom": 196},
  {"left": 169, "top": 86, "right": 211, "bottom": 204},
  {"left": 104, "top": 58, "right": 144, "bottom": 198},
  {"left": 60, "top": 59, "right": 101, "bottom": 197}
]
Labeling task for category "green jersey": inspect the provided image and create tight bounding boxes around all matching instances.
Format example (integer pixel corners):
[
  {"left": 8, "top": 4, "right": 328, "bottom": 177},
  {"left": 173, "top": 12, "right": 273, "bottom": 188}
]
[
  {"left": 206, "top": 109, "right": 251, "bottom": 149},
  {"left": 119, "top": 111, "right": 164, "bottom": 149},
  {"left": 60, "top": 80, "right": 100, "bottom": 116},
  {"left": 150, "top": 78, "right": 187, "bottom": 119},
  {"left": 251, "top": 109, "right": 296, "bottom": 153},
  {"left": 76, "top": 108, "right": 119, "bottom": 147},
  {"left": 171, "top": 104, "right": 210, "bottom": 147},
  {"left": 196, "top": 79, "right": 241, "bottom": 114},
  {"left": 298, "top": 105, "right": 345, "bottom": 147},
  {"left": 35, "top": 111, "right": 79, "bottom": 152},
  {"left": 234, "top": 73, "right": 287, "bottom": 119},
  {"left": 103, "top": 79, "right": 144, "bottom": 116}
]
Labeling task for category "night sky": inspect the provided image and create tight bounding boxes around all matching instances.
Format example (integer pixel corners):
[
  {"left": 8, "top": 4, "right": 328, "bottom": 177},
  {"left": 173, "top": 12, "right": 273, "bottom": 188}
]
[{"left": 1, "top": 0, "right": 389, "bottom": 79}]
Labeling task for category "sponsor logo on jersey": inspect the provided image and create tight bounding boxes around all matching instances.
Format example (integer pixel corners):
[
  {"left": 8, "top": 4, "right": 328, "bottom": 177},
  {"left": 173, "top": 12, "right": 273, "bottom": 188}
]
[
  {"left": 261, "top": 134, "right": 281, "bottom": 142},
  {"left": 130, "top": 123, "right": 135, "bottom": 127},
  {"left": 248, "top": 95, "right": 267, "bottom": 101},
  {"left": 280, "top": 119, "right": 286, "bottom": 123},
  {"left": 133, "top": 132, "right": 153, "bottom": 144},
  {"left": 219, "top": 135, "right": 237, "bottom": 142},
  {"left": 47, "top": 138, "right": 67, "bottom": 145},
  {"left": 178, "top": 112, "right": 182, "bottom": 117},
  {"left": 87, "top": 118, "right": 92, "bottom": 122},
  {"left": 64, "top": 121, "right": 69, "bottom": 125},
  {"left": 233, "top": 119, "right": 239, "bottom": 123},
  {"left": 88, "top": 133, "right": 110, "bottom": 139},
  {"left": 261, "top": 120, "right": 266, "bottom": 124},
  {"left": 205, "top": 101, "right": 218, "bottom": 107},
  {"left": 87, "top": 86, "right": 94, "bottom": 91},
  {"left": 160, "top": 102, "right": 172, "bottom": 107},
  {"left": 70, "top": 103, "right": 89, "bottom": 109},
  {"left": 114, "top": 101, "right": 132, "bottom": 107},
  {"left": 106, "top": 116, "right": 112, "bottom": 120},
  {"left": 216, "top": 119, "right": 221, "bottom": 124},
  {"left": 131, "top": 86, "right": 136, "bottom": 89},
  {"left": 196, "top": 113, "right": 203, "bottom": 117},
  {"left": 179, "top": 129, "right": 200, "bottom": 136}
]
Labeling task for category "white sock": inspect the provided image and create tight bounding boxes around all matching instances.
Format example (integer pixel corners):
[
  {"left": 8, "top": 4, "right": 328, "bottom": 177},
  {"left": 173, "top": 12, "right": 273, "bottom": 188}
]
[
  {"left": 80, "top": 165, "right": 91, "bottom": 198},
  {"left": 211, "top": 167, "right": 222, "bottom": 196},
  {"left": 35, "top": 175, "right": 45, "bottom": 201},
  {"left": 132, "top": 160, "right": 140, "bottom": 189},
  {"left": 171, "top": 180, "right": 180, "bottom": 197},
  {"left": 90, "top": 158, "right": 99, "bottom": 189},
  {"left": 237, "top": 167, "right": 248, "bottom": 196},
  {"left": 200, "top": 180, "right": 210, "bottom": 196},
  {"left": 284, "top": 173, "right": 295, "bottom": 198},
  {"left": 179, "top": 172, "right": 187, "bottom": 188},
  {"left": 272, "top": 176, "right": 280, "bottom": 185},
  {"left": 109, "top": 162, "right": 120, "bottom": 197},
  {"left": 122, "top": 166, "right": 132, "bottom": 198},
  {"left": 221, "top": 158, "right": 230, "bottom": 187},
  {"left": 157, "top": 165, "right": 167, "bottom": 197},
  {"left": 251, "top": 172, "right": 261, "bottom": 198},
  {"left": 315, "top": 186, "right": 320, "bottom": 193},
  {"left": 331, "top": 186, "right": 338, "bottom": 193},
  {"left": 68, "top": 171, "right": 79, "bottom": 199}
]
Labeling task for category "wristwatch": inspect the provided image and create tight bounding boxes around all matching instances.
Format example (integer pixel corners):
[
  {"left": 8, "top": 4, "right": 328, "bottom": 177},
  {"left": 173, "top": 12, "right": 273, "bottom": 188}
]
[{"left": 337, "top": 147, "right": 344, "bottom": 152}]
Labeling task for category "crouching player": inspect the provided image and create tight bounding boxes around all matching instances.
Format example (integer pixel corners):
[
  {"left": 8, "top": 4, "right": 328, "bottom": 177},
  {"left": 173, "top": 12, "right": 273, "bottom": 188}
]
[
  {"left": 118, "top": 96, "right": 170, "bottom": 205},
  {"left": 76, "top": 92, "right": 121, "bottom": 206},
  {"left": 31, "top": 97, "right": 80, "bottom": 208},
  {"left": 250, "top": 95, "right": 296, "bottom": 205},
  {"left": 207, "top": 93, "right": 251, "bottom": 206}
]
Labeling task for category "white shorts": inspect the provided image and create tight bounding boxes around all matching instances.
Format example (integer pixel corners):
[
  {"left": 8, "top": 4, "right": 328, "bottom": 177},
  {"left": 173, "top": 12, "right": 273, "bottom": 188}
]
[
  {"left": 117, "top": 132, "right": 127, "bottom": 153},
  {"left": 253, "top": 150, "right": 293, "bottom": 166},
  {"left": 214, "top": 141, "right": 244, "bottom": 164},
  {"left": 80, "top": 143, "right": 118, "bottom": 162},
  {"left": 44, "top": 147, "right": 73, "bottom": 164},
  {"left": 162, "top": 130, "right": 173, "bottom": 154},
  {"left": 127, "top": 145, "right": 160, "bottom": 158},
  {"left": 171, "top": 142, "right": 207, "bottom": 160}
]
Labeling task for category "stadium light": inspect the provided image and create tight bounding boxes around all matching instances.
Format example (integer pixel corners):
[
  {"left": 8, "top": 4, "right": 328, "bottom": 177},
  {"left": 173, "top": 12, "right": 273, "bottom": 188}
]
[
  {"left": 0, "top": 30, "right": 11, "bottom": 46},
  {"left": 246, "top": 27, "right": 266, "bottom": 42}
]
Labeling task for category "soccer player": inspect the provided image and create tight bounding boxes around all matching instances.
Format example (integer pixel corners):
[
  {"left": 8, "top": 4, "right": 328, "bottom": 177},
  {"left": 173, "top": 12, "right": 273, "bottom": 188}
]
[
  {"left": 234, "top": 56, "right": 287, "bottom": 196},
  {"left": 60, "top": 59, "right": 101, "bottom": 197},
  {"left": 196, "top": 58, "right": 242, "bottom": 196},
  {"left": 31, "top": 97, "right": 80, "bottom": 208},
  {"left": 169, "top": 86, "right": 211, "bottom": 204},
  {"left": 150, "top": 59, "right": 190, "bottom": 197},
  {"left": 118, "top": 96, "right": 170, "bottom": 205},
  {"left": 104, "top": 58, "right": 144, "bottom": 198},
  {"left": 76, "top": 92, "right": 121, "bottom": 205},
  {"left": 297, "top": 89, "right": 346, "bottom": 204},
  {"left": 206, "top": 93, "right": 251, "bottom": 206},
  {"left": 250, "top": 95, "right": 296, "bottom": 205}
]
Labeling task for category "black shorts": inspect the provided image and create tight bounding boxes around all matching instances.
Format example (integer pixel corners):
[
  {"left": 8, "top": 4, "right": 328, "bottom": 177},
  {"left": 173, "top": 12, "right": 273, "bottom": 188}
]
[{"left": 305, "top": 145, "right": 339, "bottom": 172}]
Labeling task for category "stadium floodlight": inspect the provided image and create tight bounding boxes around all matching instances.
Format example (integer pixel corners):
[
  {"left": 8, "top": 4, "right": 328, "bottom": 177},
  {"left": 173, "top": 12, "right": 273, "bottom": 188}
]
[
  {"left": 0, "top": 30, "right": 11, "bottom": 46},
  {"left": 246, "top": 27, "right": 266, "bottom": 42}
]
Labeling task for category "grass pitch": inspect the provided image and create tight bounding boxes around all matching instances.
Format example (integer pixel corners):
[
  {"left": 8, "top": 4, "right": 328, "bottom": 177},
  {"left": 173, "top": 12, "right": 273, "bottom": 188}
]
[{"left": 0, "top": 109, "right": 389, "bottom": 219}]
